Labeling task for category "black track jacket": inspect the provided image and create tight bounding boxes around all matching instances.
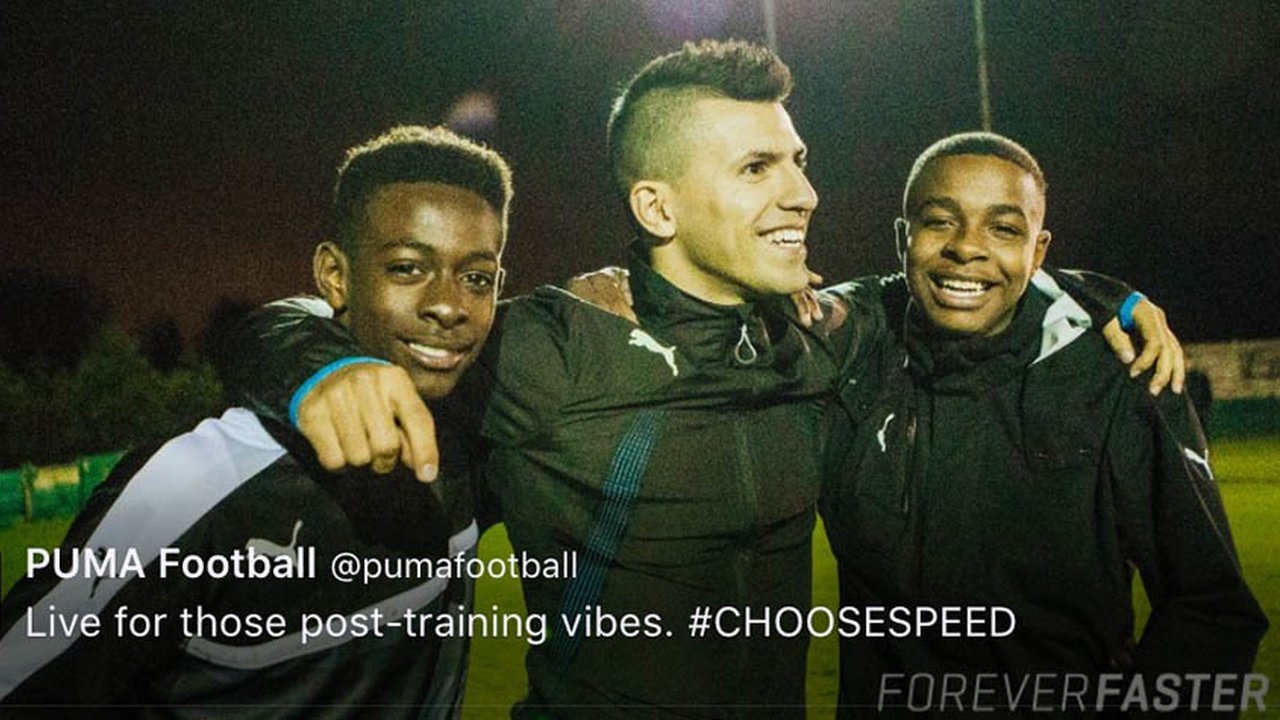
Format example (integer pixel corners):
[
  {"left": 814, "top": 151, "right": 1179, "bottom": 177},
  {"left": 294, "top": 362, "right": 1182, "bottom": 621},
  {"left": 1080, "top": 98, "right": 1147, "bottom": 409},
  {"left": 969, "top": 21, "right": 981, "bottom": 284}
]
[{"left": 821, "top": 276, "right": 1267, "bottom": 718}]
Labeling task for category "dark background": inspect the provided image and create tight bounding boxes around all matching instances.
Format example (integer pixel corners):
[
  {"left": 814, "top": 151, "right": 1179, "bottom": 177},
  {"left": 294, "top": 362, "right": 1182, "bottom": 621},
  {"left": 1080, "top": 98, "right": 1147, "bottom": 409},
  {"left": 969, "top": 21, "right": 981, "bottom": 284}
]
[{"left": 4, "top": 0, "right": 1278, "bottom": 351}]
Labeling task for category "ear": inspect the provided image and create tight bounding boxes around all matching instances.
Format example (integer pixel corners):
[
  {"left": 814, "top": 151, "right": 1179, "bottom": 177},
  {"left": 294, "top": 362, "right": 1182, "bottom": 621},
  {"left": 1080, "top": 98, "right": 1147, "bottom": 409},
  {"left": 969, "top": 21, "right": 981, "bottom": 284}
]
[
  {"left": 495, "top": 267, "right": 507, "bottom": 298},
  {"left": 1031, "top": 229, "right": 1053, "bottom": 272},
  {"left": 628, "top": 180, "right": 677, "bottom": 242},
  {"left": 893, "top": 217, "right": 909, "bottom": 266},
  {"left": 313, "top": 241, "right": 352, "bottom": 315}
]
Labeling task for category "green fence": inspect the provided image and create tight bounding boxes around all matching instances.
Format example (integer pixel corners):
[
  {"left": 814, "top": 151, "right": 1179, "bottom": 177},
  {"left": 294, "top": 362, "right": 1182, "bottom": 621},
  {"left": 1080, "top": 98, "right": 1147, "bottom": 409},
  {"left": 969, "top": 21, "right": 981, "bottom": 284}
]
[
  {"left": 0, "top": 451, "right": 124, "bottom": 528},
  {"left": 1208, "top": 397, "right": 1280, "bottom": 440},
  {"left": 0, "top": 467, "right": 25, "bottom": 527}
]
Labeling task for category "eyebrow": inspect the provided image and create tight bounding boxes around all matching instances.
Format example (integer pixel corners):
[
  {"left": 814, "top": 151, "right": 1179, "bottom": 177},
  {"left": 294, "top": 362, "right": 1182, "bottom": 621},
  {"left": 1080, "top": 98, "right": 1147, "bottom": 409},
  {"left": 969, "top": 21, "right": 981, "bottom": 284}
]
[
  {"left": 915, "top": 197, "right": 962, "bottom": 215},
  {"left": 985, "top": 203, "right": 1028, "bottom": 220},
  {"left": 737, "top": 150, "right": 781, "bottom": 165},
  {"left": 376, "top": 238, "right": 498, "bottom": 263},
  {"left": 735, "top": 144, "right": 808, "bottom": 165},
  {"left": 914, "top": 197, "right": 1028, "bottom": 221}
]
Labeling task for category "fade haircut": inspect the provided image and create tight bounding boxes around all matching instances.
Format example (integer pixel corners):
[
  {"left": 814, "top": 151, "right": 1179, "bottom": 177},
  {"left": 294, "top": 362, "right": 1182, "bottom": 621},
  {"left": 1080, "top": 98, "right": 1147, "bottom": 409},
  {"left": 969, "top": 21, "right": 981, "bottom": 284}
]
[
  {"left": 332, "top": 125, "right": 513, "bottom": 255},
  {"left": 606, "top": 39, "right": 793, "bottom": 204},
  {"left": 903, "top": 131, "right": 1046, "bottom": 215}
]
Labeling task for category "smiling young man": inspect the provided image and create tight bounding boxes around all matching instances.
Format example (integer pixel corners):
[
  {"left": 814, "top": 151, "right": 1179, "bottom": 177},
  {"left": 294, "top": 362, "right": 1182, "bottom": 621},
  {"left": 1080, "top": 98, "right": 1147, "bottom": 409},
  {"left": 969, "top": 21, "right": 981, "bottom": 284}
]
[
  {"left": 901, "top": 152, "right": 1051, "bottom": 337},
  {"left": 0, "top": 125, "right": 511, "bottom": 715},
  {"left": 625, "top": 95, "right": 817, "bottom": 303},
  {"left": 333, "top": 182, "right": 501, "bottom": 392},
  {"left": 455, "top": 40, "right": 835, "bottom": 717},
  {"left": 820, "top": 132, "right": 1266, "bottom": 717}
]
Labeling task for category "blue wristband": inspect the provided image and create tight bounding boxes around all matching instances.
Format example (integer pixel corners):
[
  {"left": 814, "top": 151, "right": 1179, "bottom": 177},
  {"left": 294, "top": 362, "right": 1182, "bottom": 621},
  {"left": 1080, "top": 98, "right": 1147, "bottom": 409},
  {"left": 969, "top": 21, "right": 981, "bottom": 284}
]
[
  {"left": 288, "top": 357, "right": 393, "bottom": 428},
  {"left": 1118, "top": 292, "right": 1145, "bottom": 332}
]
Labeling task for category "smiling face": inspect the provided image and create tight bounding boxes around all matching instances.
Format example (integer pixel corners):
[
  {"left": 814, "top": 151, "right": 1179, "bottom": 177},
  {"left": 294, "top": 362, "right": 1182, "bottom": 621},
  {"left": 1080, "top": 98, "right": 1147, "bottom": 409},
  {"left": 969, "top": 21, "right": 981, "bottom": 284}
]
[
  {"left": 903, "top": 153, "right": 1052, "bottom": 337},
  {"left": 650, "top": 98, "right": 818, "bottom": 304},
  {"left": 316, "top": 181, "right": 502, "bottom": 400}
]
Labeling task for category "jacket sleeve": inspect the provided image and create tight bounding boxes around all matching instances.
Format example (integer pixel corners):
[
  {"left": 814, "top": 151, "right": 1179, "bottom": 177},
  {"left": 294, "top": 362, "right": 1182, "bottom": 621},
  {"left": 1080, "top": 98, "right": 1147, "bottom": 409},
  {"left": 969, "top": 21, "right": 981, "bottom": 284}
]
[
  {"left": 468, "top": 290, "right": 575, "bottom": 447},
  {"left": 0, "top": 449, "right": 189, "bottom": 709},
  {"left": 819, "top": 274, "right": 896, "bottom": 381},
  {"left": 1, "top": 562, "right": 186, "bottom": 712},
  {"left": 1109, "top": 385, "right": 1268, "bottom": 702},
  {"left": 1042, "top": 267, "right": 1135, "bottom": 328},
  {"left": 221, "top": 296, "right": 368, "bottom": 424},
  {"left": 220, "top": 292, "right": 569, "bottom": 446}
]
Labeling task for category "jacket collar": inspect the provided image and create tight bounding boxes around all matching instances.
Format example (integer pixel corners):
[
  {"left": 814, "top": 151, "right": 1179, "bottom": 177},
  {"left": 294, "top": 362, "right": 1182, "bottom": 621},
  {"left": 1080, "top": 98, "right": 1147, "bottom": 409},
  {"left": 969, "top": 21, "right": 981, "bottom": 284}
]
[
  {"left": 1028, "top": 270, "right": 1093, "bottom": 364},
  {"left": 627, "top": 243, "right": 792, "bottom": 368},
  {"left": 904, "top": 290, "right": 1049, "bottom": 395}
]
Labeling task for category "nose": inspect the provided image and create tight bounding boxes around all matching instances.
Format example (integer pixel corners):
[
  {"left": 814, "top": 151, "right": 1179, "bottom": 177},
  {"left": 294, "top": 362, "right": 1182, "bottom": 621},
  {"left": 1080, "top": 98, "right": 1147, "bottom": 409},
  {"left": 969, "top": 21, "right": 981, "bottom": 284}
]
[
  {"left": 941, "top": 223, "right": 989, "bottom": 263},
  {"left": 419, "top": 279, "right": 470, "bottom": 330},
  {"left": 780, "top": 163, "right": 818, "bottom": 214}
]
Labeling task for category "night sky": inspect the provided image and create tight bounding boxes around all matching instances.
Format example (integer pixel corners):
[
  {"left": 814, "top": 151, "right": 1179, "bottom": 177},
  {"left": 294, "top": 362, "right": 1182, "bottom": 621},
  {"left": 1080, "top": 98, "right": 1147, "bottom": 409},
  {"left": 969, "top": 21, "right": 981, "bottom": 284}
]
[{"left": 4, "top": 1, "right": 1278, "bottom": 347}]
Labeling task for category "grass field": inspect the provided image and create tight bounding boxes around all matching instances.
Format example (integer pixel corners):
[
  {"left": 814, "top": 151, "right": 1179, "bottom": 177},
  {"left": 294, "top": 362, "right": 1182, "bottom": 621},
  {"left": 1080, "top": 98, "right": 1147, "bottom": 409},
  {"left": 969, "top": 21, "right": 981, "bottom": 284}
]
[{"left": 2, "top": 435, "right": 1277, "bottom": 717}]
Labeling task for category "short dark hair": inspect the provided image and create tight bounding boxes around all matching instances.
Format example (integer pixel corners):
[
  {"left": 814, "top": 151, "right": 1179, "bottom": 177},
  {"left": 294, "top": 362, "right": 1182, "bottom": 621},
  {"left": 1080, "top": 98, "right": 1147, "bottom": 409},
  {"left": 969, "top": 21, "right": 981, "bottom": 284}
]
[
  {"left": 606, "top": 39, "right": 792, "bottom": 202},
  {"left": 332, "top": 125, "right": 513, "bottom": 254},
  {"left": 903, "top": 131, "right": 1046, "bottom": 215}
]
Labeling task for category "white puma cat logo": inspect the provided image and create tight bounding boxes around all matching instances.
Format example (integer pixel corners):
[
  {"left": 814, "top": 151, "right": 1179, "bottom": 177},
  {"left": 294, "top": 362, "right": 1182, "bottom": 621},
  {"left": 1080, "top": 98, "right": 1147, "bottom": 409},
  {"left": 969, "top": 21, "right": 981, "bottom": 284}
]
[
  {"left": 246, "top": 519, "right": 303, "bottom": 567},
  {"left": 877, "top": 413, "right": 896, "bottom": 453},
  {"left": 1182, "top": 447, "right": 1213, "bottom": 479},
  {"left": 628, "top": 328, "right": 679, "bottom": 377}
]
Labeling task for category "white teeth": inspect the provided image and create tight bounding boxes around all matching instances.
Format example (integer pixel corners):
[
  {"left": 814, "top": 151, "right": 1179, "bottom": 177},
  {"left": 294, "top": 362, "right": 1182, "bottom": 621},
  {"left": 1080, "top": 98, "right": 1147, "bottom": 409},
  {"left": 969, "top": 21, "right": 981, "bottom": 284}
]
[
  {"left": 408, "top": 342, "right": 453, "bottom": 358},
  {"left": 764, "top": 228, "right": 805, "bottom": 245},
  {"left": 938, "top": 278, "right": 989, "bottom": 295}
]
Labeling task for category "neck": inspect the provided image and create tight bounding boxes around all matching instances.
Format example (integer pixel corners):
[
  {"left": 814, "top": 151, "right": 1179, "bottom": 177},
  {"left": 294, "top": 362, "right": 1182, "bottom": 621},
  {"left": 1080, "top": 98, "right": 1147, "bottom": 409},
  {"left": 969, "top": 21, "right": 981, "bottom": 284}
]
[{"left": 647, "top": 241, "right": 747, "bottom": 306}]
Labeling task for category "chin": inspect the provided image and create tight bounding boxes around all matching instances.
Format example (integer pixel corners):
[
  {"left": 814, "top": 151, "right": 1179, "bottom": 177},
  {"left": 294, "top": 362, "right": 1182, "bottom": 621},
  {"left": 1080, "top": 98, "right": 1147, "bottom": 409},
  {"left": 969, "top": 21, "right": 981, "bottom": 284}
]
[
  {"left": 411, "top": 373, "right": 461, "bottom": 402},
  {"left": 936, "top": 316, "right": 1003, "bottom": 337},
  {"left": 759, "top": 272, "right": 810, "bottom": 297},
  {"left": 920, "top": 308, "right": 983, "bottom": 337}
]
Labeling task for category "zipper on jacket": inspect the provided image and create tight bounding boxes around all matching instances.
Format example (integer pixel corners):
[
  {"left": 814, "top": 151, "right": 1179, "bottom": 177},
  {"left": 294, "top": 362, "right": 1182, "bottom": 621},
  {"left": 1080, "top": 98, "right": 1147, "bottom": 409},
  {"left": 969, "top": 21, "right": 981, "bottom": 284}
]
[
  {"left": 901, "top": 413, "right": 917, "bottom": 516},
  {"left": 731, "top": 417, "right": 757, "bottom": 698},
  {"left": 734, "top": 322, "right": 759, "bottom": 365},
  {"left": 909, "top": 393, "right": 930, "bottom": 593}
]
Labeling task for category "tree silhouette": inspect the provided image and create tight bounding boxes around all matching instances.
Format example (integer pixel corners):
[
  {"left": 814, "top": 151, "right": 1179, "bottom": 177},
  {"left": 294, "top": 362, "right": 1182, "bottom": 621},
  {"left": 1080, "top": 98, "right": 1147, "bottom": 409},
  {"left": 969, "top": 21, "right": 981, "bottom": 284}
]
[
  {"left": 199, "top": 297, "right": 256, "bottom": 382},
  {"left": 139, "top": 317, "right": 183, "bottom": 372},
  {"left": 1, "top": 270, "right": 110, "bottom": 371}
]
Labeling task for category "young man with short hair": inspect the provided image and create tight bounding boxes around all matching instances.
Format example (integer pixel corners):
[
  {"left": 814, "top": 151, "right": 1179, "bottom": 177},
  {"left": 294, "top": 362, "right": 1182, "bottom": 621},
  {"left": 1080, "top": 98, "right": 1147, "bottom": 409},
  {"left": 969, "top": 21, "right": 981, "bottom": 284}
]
[
  {"left": 0, "top": 125, "right": 512, "bottom": 716},
  {"left": 820, "top": 132, "right": 1266, "bottom": 717}
]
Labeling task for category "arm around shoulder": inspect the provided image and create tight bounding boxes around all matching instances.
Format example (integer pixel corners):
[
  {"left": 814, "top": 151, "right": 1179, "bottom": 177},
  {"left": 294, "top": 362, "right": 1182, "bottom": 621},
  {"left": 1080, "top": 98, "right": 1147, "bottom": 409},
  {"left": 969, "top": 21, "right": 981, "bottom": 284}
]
[
  {"left": 471, "top": 291, "right": 579, "bottom": 446},
  {"left": 222, "top": 296, "right": 372, "bottom": 424}
]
